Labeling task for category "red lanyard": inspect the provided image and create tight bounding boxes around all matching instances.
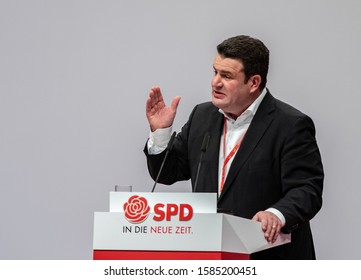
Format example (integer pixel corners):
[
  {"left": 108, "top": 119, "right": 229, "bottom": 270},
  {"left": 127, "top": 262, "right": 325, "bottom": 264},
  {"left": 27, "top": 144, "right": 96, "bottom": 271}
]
[{"left": 220, "top": 117, "right": 246, "bottom": 193}]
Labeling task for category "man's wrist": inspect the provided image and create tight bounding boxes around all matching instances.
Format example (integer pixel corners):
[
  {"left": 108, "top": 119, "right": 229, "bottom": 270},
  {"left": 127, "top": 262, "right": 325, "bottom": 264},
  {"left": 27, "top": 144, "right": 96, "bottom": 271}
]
[
  {"left": 147, "top": 127, "right": 173, "bottom": 154},
  {"left": 266, "top": 208, "right": 286, "bottom": 226}
]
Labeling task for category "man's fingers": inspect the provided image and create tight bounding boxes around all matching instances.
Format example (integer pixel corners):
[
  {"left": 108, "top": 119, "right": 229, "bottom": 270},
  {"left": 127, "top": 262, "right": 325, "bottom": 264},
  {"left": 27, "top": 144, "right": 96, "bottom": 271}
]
[
  {"left": 272, "top": 224, "right": 281, "bottom": 243},
  {"left": 170, "top": 96, "right": 181, "bottom": 112},
  {"left": 147, "top": 87, "right": 165, "bottom": 113},
  {"left": 268, "top": 223, "right": 277, "bottom": 242},
  {"left": 252, "top": 211, "right": 282, "bottom": 243},
  {"left": 265, "top": 220, "right": 282, "bottom": 243},
  {"left": 151, "top": 86, "right": 163, "bottom": 104}
]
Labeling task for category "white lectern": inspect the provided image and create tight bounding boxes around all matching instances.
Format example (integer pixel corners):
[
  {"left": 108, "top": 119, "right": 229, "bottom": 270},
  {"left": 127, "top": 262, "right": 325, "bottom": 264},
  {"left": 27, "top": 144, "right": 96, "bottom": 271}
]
[{"left": 93, "top": 192, "right": 290, "bottom": 260}]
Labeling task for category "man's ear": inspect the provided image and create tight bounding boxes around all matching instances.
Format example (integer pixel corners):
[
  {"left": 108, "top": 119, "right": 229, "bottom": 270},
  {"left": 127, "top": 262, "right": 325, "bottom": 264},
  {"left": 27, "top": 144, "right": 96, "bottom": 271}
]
[{"left": 249, "top": 75, "right": 262, "bottom": 93}]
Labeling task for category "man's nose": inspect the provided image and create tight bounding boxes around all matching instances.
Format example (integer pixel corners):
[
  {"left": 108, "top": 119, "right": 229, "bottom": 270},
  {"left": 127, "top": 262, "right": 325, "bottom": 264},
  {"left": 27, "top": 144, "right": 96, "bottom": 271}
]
[{"left": 212, "top": 74, "right": 222, "bottom": 88}]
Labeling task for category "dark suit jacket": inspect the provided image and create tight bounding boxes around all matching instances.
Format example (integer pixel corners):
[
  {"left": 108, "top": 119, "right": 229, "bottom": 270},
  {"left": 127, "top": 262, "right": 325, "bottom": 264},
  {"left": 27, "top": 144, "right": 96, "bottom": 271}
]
[{"left": 144, "top": 91, "right": 324, "bottom": 259}]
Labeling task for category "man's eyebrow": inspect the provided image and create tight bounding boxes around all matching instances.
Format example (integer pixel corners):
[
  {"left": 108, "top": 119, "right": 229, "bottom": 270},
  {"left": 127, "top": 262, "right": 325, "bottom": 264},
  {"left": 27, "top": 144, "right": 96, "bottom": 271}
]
[{"left": 213, "top": 65, "right": 234, "bottom": 75}]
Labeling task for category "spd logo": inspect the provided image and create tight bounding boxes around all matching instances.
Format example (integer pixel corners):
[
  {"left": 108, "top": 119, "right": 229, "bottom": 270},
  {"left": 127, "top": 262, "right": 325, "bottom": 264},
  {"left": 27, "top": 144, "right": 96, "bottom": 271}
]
[
  {"left": 123, "top": 195, "right": 194, "bottom": 223},
  {"left": 123, "top": 195, "right": 150, "bottom": 223}
]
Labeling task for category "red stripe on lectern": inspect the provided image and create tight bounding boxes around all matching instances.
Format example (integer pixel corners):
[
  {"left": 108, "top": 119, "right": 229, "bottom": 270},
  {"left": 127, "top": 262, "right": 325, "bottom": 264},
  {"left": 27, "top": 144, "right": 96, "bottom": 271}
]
[{"left": 93, "top": 250, "right": 249, "bottom": 260}]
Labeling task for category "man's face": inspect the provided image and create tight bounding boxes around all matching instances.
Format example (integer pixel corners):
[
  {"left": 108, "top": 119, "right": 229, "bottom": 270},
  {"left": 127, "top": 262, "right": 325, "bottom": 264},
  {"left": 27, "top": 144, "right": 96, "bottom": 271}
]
[{"left": 211, "top": 54, "right": 257, "bottom": 118}]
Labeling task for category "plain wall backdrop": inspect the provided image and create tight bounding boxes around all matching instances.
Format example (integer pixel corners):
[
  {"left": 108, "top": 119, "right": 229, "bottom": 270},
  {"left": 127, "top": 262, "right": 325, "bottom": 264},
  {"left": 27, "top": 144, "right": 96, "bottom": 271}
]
[{"left": 1, "top": 0, "right": 360, "bottom": 259}]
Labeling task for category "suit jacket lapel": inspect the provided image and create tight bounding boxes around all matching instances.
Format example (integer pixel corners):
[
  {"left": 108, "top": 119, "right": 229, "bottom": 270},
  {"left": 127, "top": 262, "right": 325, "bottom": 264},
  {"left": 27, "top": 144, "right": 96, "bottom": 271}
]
[
  {"left": 218, "top": 92, "right": 276, "bottom": 201},
  {"left": 202, "top": 108, "right": 223, "bottom": 193}
]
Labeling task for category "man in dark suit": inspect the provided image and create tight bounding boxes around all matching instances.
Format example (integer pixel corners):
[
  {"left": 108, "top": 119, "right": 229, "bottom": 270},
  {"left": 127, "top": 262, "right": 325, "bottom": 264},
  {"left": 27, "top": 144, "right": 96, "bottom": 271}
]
[{"left": 144, "top": 35, "right": 324, "bottom": 259}]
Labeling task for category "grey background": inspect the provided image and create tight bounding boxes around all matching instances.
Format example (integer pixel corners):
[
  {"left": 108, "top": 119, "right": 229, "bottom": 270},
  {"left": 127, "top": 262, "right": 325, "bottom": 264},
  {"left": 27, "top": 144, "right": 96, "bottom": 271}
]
[{"left": 1, "top": 0, "right": 360, "bottom": 259}]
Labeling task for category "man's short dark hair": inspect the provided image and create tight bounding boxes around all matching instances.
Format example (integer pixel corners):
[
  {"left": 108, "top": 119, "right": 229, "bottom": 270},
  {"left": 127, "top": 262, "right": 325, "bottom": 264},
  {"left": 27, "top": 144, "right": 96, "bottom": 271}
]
[{"left": 217, "top": 35, "right": 269, "bottom": 90}]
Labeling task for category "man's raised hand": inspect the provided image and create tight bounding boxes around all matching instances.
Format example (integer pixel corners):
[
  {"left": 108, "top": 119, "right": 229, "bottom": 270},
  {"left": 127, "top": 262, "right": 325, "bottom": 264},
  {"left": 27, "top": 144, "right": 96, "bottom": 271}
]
[{"left": 146, "top": 86, "right": 181, "bottom": 131}]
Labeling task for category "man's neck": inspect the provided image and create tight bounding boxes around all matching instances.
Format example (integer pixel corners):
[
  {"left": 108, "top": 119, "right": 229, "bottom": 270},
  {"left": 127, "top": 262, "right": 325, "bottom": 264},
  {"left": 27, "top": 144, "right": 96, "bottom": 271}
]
[{"left": 222, "top": 88, "right": 267, "bottom": 121}]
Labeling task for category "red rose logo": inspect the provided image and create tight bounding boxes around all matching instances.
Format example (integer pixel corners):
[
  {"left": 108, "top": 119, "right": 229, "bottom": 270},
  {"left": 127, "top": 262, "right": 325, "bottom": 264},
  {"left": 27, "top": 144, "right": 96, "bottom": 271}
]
[{"left": 123, "top": 195, "right": 150, "bottom": 223}]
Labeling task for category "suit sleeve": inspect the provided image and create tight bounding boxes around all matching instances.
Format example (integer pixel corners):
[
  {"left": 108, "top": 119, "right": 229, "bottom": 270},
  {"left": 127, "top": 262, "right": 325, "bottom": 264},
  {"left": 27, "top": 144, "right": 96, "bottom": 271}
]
[{"left": 274, "top": 115, "right": 324, "bottom": 233}]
